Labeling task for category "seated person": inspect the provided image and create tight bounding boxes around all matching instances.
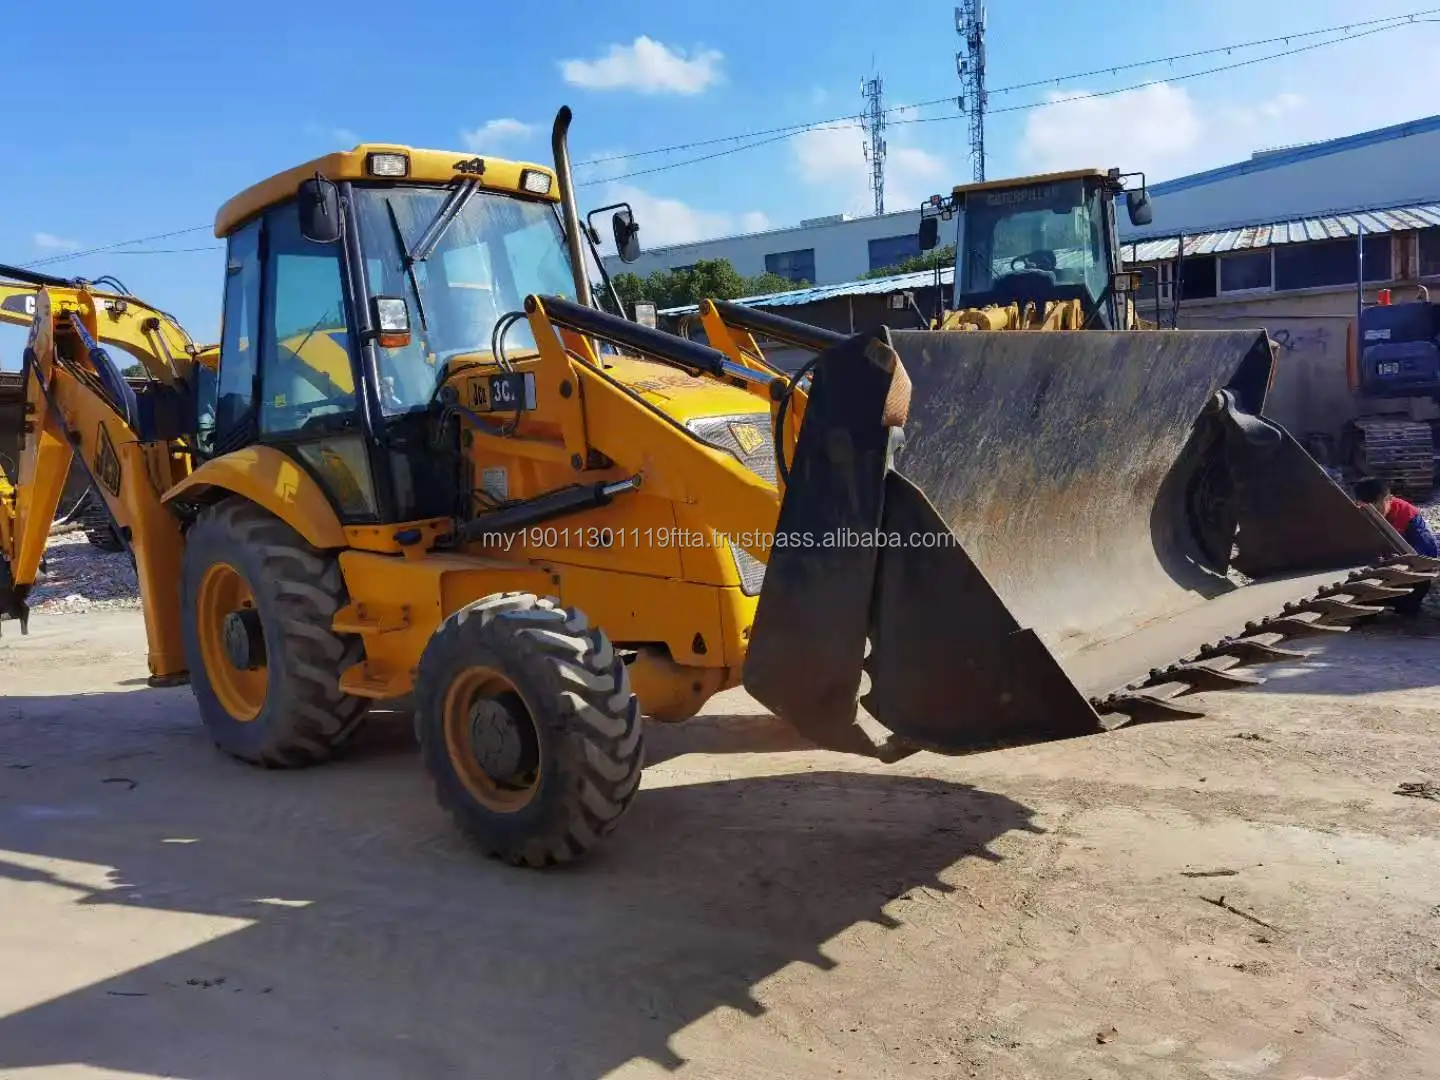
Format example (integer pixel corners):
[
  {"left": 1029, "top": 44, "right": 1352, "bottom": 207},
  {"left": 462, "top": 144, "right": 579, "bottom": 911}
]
[{"left": 1354, "top": 476, "right": 1438, "bottom": 615}]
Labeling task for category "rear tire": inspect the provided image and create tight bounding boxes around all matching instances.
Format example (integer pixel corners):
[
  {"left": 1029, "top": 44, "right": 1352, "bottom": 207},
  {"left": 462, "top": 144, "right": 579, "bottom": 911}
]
[
  {"left": 180, "top": 497, "right": 369, "bottom": 767},
  {"left": 415, "top": 592, "right": 644, "bottom": 868}
]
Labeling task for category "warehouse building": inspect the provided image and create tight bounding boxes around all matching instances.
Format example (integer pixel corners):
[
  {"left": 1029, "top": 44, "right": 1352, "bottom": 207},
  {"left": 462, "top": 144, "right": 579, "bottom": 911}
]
[{"left": 605, "top": 114, "right": 1440, "bottom": 290}]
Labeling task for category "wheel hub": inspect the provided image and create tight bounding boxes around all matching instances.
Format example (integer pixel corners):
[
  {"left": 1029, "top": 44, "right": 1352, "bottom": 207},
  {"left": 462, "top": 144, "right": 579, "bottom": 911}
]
[
  {"left": 222, "top": 608, "right": 266, "bottom": 671},
  {"left": 467, "top": 693, "right": 538, "bottom": 785}
]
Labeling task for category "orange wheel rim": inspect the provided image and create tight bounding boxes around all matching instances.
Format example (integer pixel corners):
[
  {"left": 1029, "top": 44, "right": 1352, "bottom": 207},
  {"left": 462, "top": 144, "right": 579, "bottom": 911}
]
[
  {"left": 442, "top": 667, "right": 542, "bottom": 813},
  {"left": 195, "top": 561, "right": 267, "bottom": 721}
]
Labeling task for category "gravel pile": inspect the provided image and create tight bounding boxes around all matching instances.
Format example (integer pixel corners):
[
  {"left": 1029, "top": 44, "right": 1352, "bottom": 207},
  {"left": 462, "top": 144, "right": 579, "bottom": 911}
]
[{"left": 30, "top": 531, "right": 141, "bottom": 615}]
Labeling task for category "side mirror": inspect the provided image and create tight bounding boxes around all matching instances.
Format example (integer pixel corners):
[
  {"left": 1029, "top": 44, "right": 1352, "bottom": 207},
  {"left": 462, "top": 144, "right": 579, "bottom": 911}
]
[
  {"left": 918, "top": 216, "right": 940, "bottom": 252},
  {"left": 1126, "top": 188, "right": 1153, "bottom": 227},
  {"left": 298, "top": 174, "right": 342, "bottom": 244},
  {"left": 371, "top": 295, "right": 411, "bottom": 349},
  {"left": 612, "top": 209, "right": 641, "bottom": 263}
]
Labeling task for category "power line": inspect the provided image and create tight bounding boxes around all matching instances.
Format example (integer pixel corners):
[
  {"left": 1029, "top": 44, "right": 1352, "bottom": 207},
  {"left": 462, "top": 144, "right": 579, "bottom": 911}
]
[
  {"left": 985, "top": 18, "right": 1440, "bottom": 116},
  {"left": 571, "top": 7, "right": 1439, "bottom": 172},
  {"left": 105, "top": 246, "right": 222, "bottom": 255},
  {"left": 24, "top": 225, "right": 212, "bottom": 268},
  {"left": 575, "top": 123, "right": 859, "bottom": 187},
  {"left": 582, "top": 16, "right": 1436, "bottom": 187},
  {"left": 991, "top": 7, "right": 1440, "bottom": 95}
]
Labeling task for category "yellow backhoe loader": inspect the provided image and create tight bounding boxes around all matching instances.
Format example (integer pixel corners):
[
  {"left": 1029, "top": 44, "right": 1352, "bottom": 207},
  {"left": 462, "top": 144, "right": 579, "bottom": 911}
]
[{"left": 3, "top": 109, "right": 1435, "bottom": 871}]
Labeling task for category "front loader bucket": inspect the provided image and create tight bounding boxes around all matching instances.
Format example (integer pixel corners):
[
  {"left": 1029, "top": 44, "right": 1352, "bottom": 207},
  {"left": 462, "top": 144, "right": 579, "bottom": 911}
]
[{"left": 743, "top": 326, "right": 1426, "bottom": 760}]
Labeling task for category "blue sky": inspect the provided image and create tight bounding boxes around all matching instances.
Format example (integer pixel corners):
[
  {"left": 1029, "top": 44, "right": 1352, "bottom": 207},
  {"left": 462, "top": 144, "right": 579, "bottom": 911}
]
[{"left": 3, "top": 0, "right": 1438, "bottom": 365}]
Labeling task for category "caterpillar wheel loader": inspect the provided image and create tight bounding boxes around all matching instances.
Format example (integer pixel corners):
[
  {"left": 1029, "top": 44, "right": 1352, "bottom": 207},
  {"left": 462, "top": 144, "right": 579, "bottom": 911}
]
[
  {"left": 910, "top": 166, "right": 1159, "bottom": 332},
  {"left": 2, "top": 108, "right": 1435, "bottom": 871}
]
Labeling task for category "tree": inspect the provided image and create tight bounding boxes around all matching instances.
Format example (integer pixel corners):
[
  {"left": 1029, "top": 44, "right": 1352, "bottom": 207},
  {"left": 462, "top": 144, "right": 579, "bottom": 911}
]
[
  {"left": 859, "top": 245, "right": 955, "bottom": 279},
  {"left": 120, "top": 363, "right": 145, "bottom": 378},
  {"left": 609, "top": 257, "right": 809, "bottom": 312}
]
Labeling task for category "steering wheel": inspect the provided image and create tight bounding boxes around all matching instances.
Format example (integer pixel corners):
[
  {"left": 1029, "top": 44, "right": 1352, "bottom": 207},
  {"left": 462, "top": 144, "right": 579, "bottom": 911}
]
[{"left": 1009, "top": 249, "right": 1057, "bottom": 273}]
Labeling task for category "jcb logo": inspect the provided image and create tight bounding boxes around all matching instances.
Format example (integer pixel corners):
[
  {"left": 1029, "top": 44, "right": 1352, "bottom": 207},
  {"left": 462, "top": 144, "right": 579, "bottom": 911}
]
[
  {"left": 728, "top": 422, "right": 765, "bottom": 456},
  {"left": 94, "top": 424, "right": 122, "bottom": 497}
]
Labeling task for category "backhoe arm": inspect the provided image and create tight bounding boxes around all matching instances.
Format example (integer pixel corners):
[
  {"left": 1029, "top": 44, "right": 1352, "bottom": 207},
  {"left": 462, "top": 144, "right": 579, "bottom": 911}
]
[
  {"left": 0, "top": 270, "right": 209, "bottom": 386},
  {"left": 0, "top": 285, "right": 188, "bottom": 676}
]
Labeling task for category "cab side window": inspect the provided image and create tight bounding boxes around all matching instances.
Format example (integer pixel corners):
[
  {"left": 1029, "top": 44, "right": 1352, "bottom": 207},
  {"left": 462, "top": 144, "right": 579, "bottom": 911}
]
[
  {"left": 259, "top": 205, "right": 358, "bottom": 436},
  {"left": 210, "top": 218, "right": 262, "bottom": 453}
]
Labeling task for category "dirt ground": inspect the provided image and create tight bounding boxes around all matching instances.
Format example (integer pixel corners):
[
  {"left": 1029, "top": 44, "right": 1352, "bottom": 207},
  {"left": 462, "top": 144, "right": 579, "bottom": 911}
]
[{"left": 1, "top": 610, "right": 1439, "bottom": 1080}]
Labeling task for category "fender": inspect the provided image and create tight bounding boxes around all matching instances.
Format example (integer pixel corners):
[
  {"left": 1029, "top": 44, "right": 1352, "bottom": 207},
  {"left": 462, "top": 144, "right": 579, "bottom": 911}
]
[{"left": 162, "top": 445, "right": 345, "bottom": 549}]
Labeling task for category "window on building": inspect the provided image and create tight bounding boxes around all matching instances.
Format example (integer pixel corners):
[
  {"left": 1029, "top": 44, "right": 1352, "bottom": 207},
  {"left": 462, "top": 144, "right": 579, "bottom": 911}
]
[
  {"left": 764, "top": 248, "right": 816, "bottom": 284},
  {"left": 1273, "top": 235, "right": 1390, "bottom": 291},
  {"left": 868, "top": 234, "right": 920, "bottom": 273},
  {"left": 1219, "top": 250, "right": 1273, "bottom": 293},
  {"left": 1178, "top": 255, "right": 1217, "bottom": 300},
  {"left": 1419, "top": 227, "right": 1440, "bottom": 278}
]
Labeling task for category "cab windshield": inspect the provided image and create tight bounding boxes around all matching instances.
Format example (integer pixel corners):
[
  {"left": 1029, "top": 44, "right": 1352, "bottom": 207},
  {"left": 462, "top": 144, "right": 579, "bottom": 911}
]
[
  {"left": 955, "top": 178, "right": 1108, "bottom": 304},
  {"left": 352, "top": 185, "right": 577, "bottom": 415}
]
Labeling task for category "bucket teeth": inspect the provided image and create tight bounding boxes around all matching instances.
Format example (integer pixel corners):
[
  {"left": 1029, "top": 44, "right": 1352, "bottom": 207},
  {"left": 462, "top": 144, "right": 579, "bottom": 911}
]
[
  {"left": 1244, "top": 611, "right": 1350, "bottom": 637},
  {"left": 1394, "top": 554, "right": 1440, "bottom": 573},
  {"left": 1367, "top": 566, "right": 1434, "bottom": 588},
  {"left": 1281, "top": 596, "right": 1387, "bottom": 622},
  {"left": 1086, "top": 554, "right": 1430, "bottom": 736},
  {"left": 1320, "top": 580, "right": 1413, "bottom": 603},
  {"left": 1146, "top": 660, "right": 1265, "bottom": 694},
  {"left": 1096, "top": 690, "right": 1209, "bottom": 724},
  {"left": 1201, "top": 634, "right": 1311, "bottom": 664}
]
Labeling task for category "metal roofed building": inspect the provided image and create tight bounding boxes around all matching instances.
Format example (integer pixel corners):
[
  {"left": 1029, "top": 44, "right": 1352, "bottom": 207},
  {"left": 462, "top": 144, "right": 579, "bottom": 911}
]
[{"left": 603, "top": 113, "right": 1440, "bottom": 295}]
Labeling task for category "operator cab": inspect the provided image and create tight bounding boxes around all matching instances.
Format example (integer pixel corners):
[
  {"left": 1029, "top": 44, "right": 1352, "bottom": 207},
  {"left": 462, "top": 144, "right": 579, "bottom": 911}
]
[
  {"left": 199, "top": 143, "right": 641, "bottom": 530},
  {"left": 918, "top": 167, "right": 1152, "bottom": 330}
]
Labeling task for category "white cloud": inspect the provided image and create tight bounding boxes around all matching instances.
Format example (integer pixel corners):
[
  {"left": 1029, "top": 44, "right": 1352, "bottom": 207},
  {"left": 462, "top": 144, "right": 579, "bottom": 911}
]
[
  {"left": 590, "top": 183, "right": 768, "bottom": 254},
  {"left": 1017, "top": 83, "right": 1309, "bottom": 180},
  {"left": 32, "top": 232, "right": 77, "bottom": 252},
  {"left": 791, "top": 120, "right": 948, "bottom": 217},
  {"left": 560, "top": 36, "right": 723, "bottom": 95},
  {"left": 461, "top": 118, "right": 534, "bottom": 154}
]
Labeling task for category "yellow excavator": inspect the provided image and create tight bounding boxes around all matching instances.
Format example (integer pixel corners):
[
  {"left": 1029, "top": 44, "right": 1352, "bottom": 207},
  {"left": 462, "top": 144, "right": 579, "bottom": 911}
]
[
  {"left": 911, "top": 166, "right": 1156, "bottom": 331},
  {"left": 3, "top": 108, "right": 1435, "bottom": 870}
]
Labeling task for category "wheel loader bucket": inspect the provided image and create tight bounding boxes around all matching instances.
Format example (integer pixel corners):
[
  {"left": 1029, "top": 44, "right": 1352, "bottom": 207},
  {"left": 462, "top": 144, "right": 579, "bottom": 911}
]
[{"left": 743, "top": 326, "right": 1428, "bottom": 760}]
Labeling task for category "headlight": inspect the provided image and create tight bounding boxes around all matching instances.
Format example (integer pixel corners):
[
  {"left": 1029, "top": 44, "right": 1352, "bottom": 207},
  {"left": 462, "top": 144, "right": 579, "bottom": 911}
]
[
  {"left": 520, "top": 169, "right": 553, "bottom": 196},
  {"left": 366, "top": 152, "right": 409, "bottom": 177}
]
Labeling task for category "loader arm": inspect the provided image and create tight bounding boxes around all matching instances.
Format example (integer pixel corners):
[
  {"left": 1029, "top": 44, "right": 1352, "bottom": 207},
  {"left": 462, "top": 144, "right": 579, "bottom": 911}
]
[{"left": 0, "top": 285, "right": 188, "bottom": 677}]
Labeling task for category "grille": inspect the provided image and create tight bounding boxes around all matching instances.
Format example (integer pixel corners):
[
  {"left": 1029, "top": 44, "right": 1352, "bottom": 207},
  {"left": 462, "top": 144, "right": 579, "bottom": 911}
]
[
  {"left": 730, "top": 544, "right": 766, "bottom": 596},
  {"left": 686, "top": 412, "right": 774, "bottom": 595}
]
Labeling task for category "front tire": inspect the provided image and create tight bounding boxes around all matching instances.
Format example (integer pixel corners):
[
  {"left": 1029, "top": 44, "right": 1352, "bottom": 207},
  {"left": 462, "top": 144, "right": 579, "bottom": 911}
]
[
  {"left": 415, "top": 592, "right": 644, "bottom": 868},
  {"left": 179, "top": 497, "right": 369, "bottom": 767}
]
